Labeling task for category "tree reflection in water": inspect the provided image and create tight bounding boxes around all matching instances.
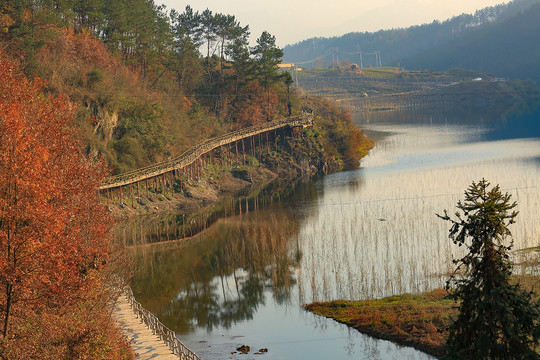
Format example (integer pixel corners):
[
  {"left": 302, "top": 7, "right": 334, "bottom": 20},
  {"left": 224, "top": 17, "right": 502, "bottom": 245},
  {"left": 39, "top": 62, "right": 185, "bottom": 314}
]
[{"left": 130, "top": 209, "right": 302, "bottom": 334}]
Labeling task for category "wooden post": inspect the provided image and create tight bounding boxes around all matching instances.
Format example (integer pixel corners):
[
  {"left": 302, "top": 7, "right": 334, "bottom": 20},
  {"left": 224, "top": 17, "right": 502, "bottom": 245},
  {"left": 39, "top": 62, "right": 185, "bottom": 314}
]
[
  {"left": 107, "top": 188, "right": 110, "bottom": 208},
  {"left": 266, "top": 131, "right": 270, "bottom": 153},
  {"left": 162, "top": 173, "right": 166, "bottom": 196},
  {"left": 130, "top": 183, "right": 134, "bottom": 207},
  {"left": 258, "top": 133, "right": 262, "bottom": 161},
  {"left": 220, "top": 146, "right": 224, "bottom": 166},
  {"left": 235, "top": 141, "right": 239, "bottom": 165},
  {"left": 120, "top": 186, "right": 123, "bottom": 205},
  {"left": 242, "top": 138, "right": 246, "bottom": 165},
  {"left": 137, "top": 181, "right": 140, "bottom": 204},
  {"left": 179, "top": 168, "right": 183, "bottom": 191}
]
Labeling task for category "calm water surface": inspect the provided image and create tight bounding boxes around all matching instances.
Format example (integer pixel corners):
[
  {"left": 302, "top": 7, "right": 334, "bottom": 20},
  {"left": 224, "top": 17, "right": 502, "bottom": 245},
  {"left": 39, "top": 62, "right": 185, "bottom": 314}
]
[{"left": 126, "top": 105, "right": 540, "bottom": 360}]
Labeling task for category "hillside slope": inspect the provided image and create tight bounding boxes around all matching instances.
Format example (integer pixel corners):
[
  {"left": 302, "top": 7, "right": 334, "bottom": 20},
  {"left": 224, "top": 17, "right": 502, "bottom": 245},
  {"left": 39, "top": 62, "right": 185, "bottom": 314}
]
[
  {"left": 1, "top": 1, "right": 369, "bottom": 176},
  {"left": 401, "top": 2, "right": 540, "bottom": 83}
]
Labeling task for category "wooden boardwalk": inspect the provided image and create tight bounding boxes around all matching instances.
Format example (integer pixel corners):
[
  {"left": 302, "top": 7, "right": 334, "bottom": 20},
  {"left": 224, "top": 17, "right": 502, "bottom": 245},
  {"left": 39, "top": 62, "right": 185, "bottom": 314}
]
[
  {"left": 99, "top": 114, "right": 313, "bottom": 207},
  {"left": 114, "top": 295, "right": 181, "bottom": 360},
  {"left": 100, "top": 115, "right": 313, "bottom": 190}
]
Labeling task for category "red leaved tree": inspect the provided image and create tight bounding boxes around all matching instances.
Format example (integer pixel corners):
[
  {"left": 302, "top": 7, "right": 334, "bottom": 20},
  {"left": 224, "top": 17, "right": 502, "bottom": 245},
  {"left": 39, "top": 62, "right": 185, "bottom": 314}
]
[{"left": 0, "top": 51, "right": 112, "bottom": 343}]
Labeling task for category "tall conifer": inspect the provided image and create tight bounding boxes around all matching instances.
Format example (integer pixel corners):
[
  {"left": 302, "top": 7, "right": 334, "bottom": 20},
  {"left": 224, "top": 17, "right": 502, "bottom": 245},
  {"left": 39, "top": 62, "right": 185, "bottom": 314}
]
[{"left": 439, "top": 179, "right": 539, "bottom": 359}]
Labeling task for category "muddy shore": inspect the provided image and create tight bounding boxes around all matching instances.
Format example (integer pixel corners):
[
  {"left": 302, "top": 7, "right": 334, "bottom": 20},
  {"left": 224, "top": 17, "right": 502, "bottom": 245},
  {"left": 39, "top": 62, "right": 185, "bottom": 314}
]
[{"left": 107, "top": 159, "right": 318, "bottom": 220}]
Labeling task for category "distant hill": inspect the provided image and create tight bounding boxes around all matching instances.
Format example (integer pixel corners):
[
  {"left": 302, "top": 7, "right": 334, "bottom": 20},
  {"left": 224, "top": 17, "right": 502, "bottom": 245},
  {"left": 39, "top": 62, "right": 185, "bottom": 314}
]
[
  {"left": 283, "top": 0, "right": 540, "bottom": 83},
  {"left": 401, "top": 2, "right": 540, "bottom": 84}
]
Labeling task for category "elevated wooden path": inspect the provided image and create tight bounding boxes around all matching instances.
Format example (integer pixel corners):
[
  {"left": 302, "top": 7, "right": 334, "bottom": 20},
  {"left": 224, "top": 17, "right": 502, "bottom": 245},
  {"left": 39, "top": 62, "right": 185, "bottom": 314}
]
[{"left": 99, "top": 114, "right": 313, "bottom": 206}]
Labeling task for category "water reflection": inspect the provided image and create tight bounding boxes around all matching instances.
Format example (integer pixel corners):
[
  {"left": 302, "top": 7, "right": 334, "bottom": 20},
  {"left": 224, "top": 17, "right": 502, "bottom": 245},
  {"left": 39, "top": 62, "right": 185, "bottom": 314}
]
[
  {"left": 115, "top": 176, "right": 316, "bottom": 246},
  {"left": 130, "top": 209, "right": 302, "bottom": 333}
]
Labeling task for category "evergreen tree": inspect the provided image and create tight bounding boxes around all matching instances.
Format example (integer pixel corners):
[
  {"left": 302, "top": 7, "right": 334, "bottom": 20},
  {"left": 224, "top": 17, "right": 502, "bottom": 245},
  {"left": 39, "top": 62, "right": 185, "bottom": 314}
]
[
  {"left": 252, "top": 31, "right": 283, "bottom": 120},
  {"left": 215, "top": 13, "right": 247, "bottom": 74},
  {"left": 438, "top": 179, "right": 540, "bottom": 360},
  {"left": 170, "top": 5, "right": 203, "bottom": 93},
  {"left": 199, "top": 8, "right": 216, "bottom": 73},
  {"left": 252, "top": 30, "right": 283, "bottom": 81}
]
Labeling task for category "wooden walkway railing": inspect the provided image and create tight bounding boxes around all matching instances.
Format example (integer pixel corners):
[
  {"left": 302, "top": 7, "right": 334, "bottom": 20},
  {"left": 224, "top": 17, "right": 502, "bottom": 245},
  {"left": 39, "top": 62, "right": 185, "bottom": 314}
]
[
  {"left": 100, "top": 114, "right": 313, "bottom": 191},
  {"left": 123, "top": 286, "right": 200, "bottom": 360}
]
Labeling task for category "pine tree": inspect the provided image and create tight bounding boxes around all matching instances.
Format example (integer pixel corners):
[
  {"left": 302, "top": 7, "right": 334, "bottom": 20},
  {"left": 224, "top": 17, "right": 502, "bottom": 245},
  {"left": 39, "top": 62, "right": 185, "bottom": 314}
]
[
  {"left": 252, "top": 31, "right": 283, "bottom": 120},
  {"left": 438, "top": 179, "right": 539, "bottom": 360}
]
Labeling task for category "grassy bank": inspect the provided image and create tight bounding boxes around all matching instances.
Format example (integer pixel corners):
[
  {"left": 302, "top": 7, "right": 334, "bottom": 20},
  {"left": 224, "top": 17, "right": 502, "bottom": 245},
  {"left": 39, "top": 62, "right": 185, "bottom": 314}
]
[
  {"left": 306, "top": 289, "right": 454, "bottom": 357},
  {"left": 305, "top": 275, "right": 539, "bottom": 358}
]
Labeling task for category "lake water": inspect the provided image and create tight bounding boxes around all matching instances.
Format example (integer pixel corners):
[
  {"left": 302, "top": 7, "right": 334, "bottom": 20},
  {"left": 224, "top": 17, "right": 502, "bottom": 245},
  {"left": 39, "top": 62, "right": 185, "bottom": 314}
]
[{"left": 125, "top": 104, "right": 540, "bottom": 360}]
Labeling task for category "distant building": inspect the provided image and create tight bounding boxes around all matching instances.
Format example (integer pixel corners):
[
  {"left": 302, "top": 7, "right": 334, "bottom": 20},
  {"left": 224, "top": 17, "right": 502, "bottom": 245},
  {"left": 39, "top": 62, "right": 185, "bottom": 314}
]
[
  {"left": 278, "top": 63, "right": 302, "bottom": 71},
  {"left": 278, "top": 63, "right": 295, "bottom": 70}
]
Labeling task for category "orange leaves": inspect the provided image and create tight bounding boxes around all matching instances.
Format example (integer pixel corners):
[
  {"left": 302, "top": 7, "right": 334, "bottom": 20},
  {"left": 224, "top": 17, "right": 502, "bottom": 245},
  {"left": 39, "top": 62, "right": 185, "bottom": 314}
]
[
  {"left": 231, "top": 81, "right": 281, "bottom": 127},
  {"left": 38, "top": 28, "right": 119, "bottom": 72},
  {"left": 0, "top": 50, "right": 113, "bottom": 351},
  {"left": 183, "top": 96, "right": 192, "bottom": 108}
]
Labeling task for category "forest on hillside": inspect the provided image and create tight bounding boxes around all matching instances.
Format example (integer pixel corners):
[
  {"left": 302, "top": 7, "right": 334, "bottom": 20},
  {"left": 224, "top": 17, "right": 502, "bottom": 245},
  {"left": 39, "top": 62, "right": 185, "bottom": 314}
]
[
  {"left": 1, "top": 1, "right": 295, "bottom": 174},
  {"left": 1, "top": 0, "right": 367, "bottom": 175},
  {"left": 401, "top": 2, "right": 540, "bottom": 84},
  {"left": 283, "top": 0, "right": 540, "bottom": 84},
  {"left": 1, "top": 1, "right": 367, "bottom": 177}
]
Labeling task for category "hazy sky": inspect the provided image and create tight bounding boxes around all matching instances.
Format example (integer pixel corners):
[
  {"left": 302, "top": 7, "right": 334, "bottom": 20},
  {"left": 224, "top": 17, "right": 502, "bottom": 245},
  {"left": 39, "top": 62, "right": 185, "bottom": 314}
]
[{"left": 159, "top": 0, "right": 506, "bottom": 47}]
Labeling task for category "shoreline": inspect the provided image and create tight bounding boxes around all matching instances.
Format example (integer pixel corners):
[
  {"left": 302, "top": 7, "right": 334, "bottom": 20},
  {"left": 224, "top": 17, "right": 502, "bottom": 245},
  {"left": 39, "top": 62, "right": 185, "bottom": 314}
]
[
  {"left": 108, "top": 164, "right": 282, "bottom": 220},
  {"left": 306, "top": 273, "right": 540, "bottom": 358}
]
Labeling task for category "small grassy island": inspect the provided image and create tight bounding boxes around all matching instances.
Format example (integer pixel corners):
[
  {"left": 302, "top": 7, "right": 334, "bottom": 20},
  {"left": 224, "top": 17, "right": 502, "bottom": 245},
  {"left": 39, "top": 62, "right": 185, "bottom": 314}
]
[
  {"left": 306, "top": 272, "right": 539, "bottom": 358},
  {"left": 306, "top": 289, "right": 454, "bottom": 357}
]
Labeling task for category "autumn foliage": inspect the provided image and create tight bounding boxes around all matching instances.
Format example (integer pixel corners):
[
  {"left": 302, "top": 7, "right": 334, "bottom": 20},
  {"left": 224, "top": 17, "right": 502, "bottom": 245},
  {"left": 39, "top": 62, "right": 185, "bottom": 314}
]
[
  {"left": 0, "top": 52, "right": 133, "bottom": 358},
  {"left": 304, "top": 97, "right": 374, "bottom": 169}
]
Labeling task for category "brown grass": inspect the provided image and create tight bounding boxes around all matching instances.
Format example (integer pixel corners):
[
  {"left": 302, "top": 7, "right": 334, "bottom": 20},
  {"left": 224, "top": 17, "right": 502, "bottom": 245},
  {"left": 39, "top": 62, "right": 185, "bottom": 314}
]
[
  {"left": 306, "top": 273, "right": 540, "bottom": 358},
  {"left": 305, "top": 288, "right": 455, "bottom": 357}
]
